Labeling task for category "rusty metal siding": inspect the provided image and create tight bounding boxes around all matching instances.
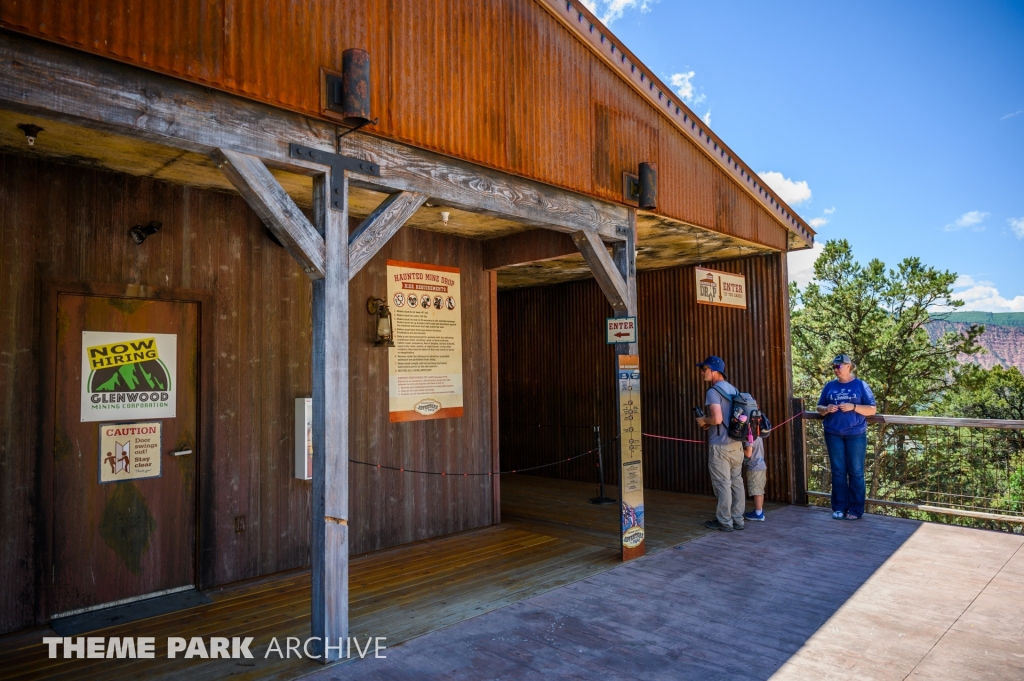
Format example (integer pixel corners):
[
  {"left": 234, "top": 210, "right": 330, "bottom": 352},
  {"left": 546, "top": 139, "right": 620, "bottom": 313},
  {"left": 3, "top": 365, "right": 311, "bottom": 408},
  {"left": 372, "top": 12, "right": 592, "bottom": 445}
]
[
  {"left": 1, "top": 0, "right": 794, "bottom": 251},
  {"left": 504, "top": 0, "right": 593, "bottom": 194},
  {"left": 498, "top": 253, "right": 795, "bottom": 502}
]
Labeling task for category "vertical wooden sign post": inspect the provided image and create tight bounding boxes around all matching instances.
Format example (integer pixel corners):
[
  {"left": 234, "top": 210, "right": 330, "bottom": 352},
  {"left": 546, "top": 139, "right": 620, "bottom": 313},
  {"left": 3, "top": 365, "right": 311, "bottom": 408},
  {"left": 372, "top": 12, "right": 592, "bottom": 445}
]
[{"left": 617, "top": 354, "right": 645, "bottom": 559}]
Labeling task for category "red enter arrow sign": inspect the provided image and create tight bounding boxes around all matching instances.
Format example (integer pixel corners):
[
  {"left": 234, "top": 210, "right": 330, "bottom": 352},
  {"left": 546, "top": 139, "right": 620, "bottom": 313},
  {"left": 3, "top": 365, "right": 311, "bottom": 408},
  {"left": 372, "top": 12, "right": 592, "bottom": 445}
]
[{"left": 614, "top": 332, "right": 632, "bottom": 338}]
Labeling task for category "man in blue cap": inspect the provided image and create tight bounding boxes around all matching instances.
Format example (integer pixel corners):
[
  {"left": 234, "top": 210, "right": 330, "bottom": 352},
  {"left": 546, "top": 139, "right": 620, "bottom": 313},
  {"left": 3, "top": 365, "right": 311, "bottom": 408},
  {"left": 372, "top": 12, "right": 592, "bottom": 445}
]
[{"left": 695, "top": 355, "right": 745, "bottom": 532}]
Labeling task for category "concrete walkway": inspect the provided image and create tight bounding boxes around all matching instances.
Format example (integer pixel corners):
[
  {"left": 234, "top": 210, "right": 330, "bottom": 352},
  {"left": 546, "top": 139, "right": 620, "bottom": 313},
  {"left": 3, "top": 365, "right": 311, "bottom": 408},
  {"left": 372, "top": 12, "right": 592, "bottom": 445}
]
[{"left": 311, "top": 506, "right": 1024, "bottom": 680}]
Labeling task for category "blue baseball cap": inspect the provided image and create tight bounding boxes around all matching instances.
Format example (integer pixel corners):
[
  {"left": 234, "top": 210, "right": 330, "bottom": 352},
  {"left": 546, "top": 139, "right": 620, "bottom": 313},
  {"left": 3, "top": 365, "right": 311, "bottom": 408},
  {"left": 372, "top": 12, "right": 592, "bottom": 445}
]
[{"left": 696, "top": 355, "right": 727, "bottom": 379}]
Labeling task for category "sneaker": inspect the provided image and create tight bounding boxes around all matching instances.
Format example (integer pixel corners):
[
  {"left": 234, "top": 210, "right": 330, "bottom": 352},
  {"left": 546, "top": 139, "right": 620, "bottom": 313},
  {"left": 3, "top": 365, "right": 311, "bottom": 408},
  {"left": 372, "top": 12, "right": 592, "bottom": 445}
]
[
  {"left": 704, "top": 519, "right": 733, "bottom": 532},
  {"left": 832, "top": 510, "right": 846, "bottom": 520},
  {"left": 733, "top": 523, "right": 745, "bottom": 530},
  {"left": 744, "top": 510, "right": 765, "bottom": 522}
]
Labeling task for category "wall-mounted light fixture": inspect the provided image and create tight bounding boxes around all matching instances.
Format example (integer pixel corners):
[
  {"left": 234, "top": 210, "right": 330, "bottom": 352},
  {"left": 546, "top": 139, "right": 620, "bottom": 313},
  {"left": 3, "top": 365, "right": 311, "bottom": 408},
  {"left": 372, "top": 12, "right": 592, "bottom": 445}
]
[
  {"left": 128, "top": 221, "right": 162, "bottom": 245},
  {"left": 328, "top": 49, "right": 379, "bottom": 141},
  {"left": 17, "top": 123, "right": 43, "bottom": 146},
  {"left": 440, "top": 211, "right": 450, "bottom": 227},
  {"left": 622, "top": 162, "right": 658, "bottom": 210},
  {"left": 366, "top": 297, "right": 395, "bottom": 347}
]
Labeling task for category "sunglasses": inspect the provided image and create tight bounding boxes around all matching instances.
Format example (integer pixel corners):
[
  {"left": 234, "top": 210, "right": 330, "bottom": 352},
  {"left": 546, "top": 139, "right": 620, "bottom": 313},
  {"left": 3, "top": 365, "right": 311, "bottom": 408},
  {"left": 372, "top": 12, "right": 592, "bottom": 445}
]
[{"left": 832, "top": 365, "right": 845, "bottom": 370}]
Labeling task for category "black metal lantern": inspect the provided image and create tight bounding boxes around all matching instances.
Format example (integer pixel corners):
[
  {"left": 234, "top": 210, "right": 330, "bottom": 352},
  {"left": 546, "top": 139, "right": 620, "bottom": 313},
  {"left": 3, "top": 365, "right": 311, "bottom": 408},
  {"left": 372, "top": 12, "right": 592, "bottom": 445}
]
[{"left": 367, "top": 297, "right": 395, "bottom": 347}]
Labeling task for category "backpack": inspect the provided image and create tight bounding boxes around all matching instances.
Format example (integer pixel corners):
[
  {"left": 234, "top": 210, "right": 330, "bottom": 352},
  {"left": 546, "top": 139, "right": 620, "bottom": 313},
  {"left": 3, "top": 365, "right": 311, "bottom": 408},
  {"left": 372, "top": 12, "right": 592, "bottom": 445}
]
[{"left": 711, "top": 385, "right": 771, "bottom": 443}]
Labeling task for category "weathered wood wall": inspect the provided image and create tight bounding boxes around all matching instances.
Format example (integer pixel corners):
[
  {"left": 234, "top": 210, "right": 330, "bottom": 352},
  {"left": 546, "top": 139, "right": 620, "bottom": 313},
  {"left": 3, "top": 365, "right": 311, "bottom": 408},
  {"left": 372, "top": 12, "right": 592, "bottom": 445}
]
[
  {"left": 0, "top": 0, "right": 791, "bottom": 251},
  {"left": 0, "top": 153, "right": 493, "bottom": 634},
  {"left": 498, "top": 253, "right": 795, "bottom": 502}
]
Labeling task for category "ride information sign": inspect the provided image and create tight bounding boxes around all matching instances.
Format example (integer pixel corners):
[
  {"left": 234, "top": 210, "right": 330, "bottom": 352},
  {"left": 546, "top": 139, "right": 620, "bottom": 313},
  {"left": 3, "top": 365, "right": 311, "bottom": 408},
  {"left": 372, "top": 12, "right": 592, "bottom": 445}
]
[
  {"left": 617, "top": 355, "right": 645, "bottom": 560},
  {"left": 386, "top": 260, "right": 464, "bottom": 422}
]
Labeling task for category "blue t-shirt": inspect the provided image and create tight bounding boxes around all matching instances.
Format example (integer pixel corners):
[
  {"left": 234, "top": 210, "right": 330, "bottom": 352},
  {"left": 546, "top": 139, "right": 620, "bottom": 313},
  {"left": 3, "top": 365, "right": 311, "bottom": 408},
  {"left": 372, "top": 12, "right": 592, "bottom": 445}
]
[{"left": 817, "top": 378, "right": 876, "bottom": 435}]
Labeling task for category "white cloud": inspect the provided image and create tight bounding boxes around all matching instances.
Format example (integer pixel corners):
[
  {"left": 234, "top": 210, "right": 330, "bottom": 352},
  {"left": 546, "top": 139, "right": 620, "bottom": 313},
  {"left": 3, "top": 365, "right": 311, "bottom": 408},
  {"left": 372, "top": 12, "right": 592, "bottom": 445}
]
[
  {"left": 943, "top": 210, "right": 989, "bottom": 232},
  {"left": 757, "top": 171, "right": 812, "bottom": 206},
  {"left": 1009, "top": 217, "right": 1024, "bottom": 239},
  {"left": 580, "top": 0, "right": 656, "bottom": 25},
  {"left": 949, "top": 275, "right": 1024, "bottom": 313},
  {"left": 809, "top": 206, "right": 836, "bottom": 228},
  {"left": 702, "top": 109, "right": 712, "bottom": 127},
  {"left": 1001, "top": 110, "right": 1022, "bottom": 121},
  {"left": 668, "top": 71, "right": 705, "bottom": 105},
  {"left": 787, "top": 241, "right": 825, "bottom": 289}
]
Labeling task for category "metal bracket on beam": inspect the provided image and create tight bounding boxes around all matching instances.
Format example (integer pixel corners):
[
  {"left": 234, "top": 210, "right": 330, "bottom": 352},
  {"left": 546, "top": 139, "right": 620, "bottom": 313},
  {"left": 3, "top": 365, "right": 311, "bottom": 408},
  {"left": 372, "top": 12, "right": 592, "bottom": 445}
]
[{"left": 289, "top": 143, "right": 381, "bottom": 211}]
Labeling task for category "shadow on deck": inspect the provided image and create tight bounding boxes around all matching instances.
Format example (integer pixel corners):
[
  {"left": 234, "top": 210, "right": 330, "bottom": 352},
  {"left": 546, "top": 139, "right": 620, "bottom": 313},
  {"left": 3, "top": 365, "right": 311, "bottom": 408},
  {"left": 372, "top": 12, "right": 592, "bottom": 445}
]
[{"left": 2, "top": 476, "right": 1021, "bottom": 680}]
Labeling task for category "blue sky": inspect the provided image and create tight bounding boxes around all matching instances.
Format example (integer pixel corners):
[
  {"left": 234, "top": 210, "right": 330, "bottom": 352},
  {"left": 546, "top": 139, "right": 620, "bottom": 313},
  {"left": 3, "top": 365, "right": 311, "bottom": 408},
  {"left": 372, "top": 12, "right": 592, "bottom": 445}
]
[{"left": 583, "top": 0, "right": 1024, "bottom": 312}]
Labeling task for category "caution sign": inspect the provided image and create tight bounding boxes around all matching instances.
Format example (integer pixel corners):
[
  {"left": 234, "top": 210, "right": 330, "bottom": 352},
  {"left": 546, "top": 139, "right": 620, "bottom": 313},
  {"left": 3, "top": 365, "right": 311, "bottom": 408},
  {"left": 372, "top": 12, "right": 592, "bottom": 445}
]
[
  {"left": 695, "top": 267, "right": 747, "bottom": 309},
  {"left": 98, "top": 422, "right": 162, "bottom": 483},
  {"left": 81, "top": 332, "right": 177, "bottom": 422},
  {"left": 618, "top": 355, "right": 645, "bottom": 560},
  {"left": 386, "top": 260, "right": 464, "bottom": 422}
]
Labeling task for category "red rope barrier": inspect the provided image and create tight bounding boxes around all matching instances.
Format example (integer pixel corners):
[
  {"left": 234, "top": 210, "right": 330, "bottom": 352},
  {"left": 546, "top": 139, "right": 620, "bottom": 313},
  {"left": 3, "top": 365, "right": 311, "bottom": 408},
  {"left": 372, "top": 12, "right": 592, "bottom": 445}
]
[
  {"left": 641, "top": 409, "right": 806, "bottom": 444},
  {"left": 348, "top": 437, "right": 618, "bottom": 477}
]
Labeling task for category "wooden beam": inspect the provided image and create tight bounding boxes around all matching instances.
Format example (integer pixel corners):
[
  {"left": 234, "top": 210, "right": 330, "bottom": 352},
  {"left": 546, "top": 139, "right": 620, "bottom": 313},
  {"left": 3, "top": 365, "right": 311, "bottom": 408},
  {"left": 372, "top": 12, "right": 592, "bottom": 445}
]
[
  {"left": 210, "top": 148, "right": 326, "bottom": 280},
  {"left": 338, "top": 135, "right": 627, "bottom": 241},
  {"left": 0, "top": 32, "right": 626, "bottom": 241},
  {"left": 348, "top": 191, "right": 428, "bottom": 280},
  {"left": 573, "top": 231, "right": 628, "bottom": 313},
  {"left": 803, "top": 412, "right": 1024, "bottom": 430},
  {"left": 612, "top": 210, "right": 639, "bottom": 356},
  {"left": 310, "top": 171, "right": 350, "bottom": 661},
  {"left": 483, "top": 230, "right": 579, "bottom": 270}
]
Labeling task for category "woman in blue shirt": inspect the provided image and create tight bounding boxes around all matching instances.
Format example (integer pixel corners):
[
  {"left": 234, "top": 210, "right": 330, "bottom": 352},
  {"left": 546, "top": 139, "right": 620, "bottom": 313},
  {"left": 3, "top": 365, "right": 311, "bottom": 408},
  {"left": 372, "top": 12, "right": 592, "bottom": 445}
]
[{"left": 816, "top": 354, "right": 877, "bottom": 520}]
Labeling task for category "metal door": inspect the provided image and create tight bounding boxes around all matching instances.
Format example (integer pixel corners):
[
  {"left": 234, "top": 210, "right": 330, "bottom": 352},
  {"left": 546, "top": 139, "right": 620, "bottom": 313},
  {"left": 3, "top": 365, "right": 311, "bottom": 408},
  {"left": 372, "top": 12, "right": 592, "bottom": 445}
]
[{"left": 51, "top": 294, "right": 198, "bottom": 616}]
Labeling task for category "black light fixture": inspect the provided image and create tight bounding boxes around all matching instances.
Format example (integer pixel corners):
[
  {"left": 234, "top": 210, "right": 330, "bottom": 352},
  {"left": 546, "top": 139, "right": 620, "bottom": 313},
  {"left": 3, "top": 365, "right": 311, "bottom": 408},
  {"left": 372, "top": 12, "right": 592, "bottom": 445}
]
[
  {"left": 328, "top": 48, "right": 379, "bottom": 141},
  {"left": 17, "top": 123, "right": 43, "bottom": 146},
  {"left": 623, "top": 162, "right": 658, "bottom": 210},
  {"left": 366, "top": 297, "right": 395, "bottom": 347},
  {"left": 128, "top": 221, "right": 162, "bottom": 245}
]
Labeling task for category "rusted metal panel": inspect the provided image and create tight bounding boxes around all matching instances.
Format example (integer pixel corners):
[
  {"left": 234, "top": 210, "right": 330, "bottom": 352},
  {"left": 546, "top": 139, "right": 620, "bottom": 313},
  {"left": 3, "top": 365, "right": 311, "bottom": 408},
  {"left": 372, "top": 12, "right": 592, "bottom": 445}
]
[
  {"left": 0, "top": 0, "right": 797, "bottom": 251},
  {"left": 504, "top": 0, "right": 593, "bottom": 194},
  {"left": 499, "top": 253, "right": 794, "bottom": 502}
]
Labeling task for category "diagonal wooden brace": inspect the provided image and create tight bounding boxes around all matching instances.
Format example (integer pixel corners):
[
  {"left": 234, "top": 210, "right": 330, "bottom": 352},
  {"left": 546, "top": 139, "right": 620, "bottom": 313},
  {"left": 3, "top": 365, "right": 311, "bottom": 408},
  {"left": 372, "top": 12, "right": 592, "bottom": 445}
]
[
  {"left": 348, "top": 191, "right": 429, "bottom": 280},
  {"left": 211, "top": 148, "right": 327, "bottom": 280},
  {"left": 573, "top": 230, "right": 629, "bottom": 313}
]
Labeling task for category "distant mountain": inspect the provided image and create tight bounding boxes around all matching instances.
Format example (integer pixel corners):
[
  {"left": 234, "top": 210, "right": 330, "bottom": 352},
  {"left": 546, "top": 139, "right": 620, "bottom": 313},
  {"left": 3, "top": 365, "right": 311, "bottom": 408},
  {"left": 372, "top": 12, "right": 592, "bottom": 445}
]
[{"left": 928, "top": 312, "right": 1024, "bottom": 370}]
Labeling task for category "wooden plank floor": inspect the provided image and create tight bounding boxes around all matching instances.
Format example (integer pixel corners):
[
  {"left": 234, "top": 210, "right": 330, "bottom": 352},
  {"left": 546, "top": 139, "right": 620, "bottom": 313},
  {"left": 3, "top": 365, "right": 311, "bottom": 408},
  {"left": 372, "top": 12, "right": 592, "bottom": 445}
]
[
  {"left": 313, "top": 504, "right": 1024, "bottom": 681},
  {"left": 0, "top": 475, "right": 736, "bottom": 680}
]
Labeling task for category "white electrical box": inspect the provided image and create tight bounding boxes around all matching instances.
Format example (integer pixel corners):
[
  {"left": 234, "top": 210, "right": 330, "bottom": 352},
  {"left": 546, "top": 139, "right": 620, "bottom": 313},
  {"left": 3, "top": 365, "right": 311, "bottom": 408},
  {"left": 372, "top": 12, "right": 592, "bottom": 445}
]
[{"left": 295, "top": 397, "right": 312, "bottom": 480}]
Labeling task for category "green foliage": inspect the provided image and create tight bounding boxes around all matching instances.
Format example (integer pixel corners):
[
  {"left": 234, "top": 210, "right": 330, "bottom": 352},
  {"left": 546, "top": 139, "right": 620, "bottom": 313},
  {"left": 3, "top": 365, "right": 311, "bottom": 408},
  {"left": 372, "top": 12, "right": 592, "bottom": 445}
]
[{"left": 791, "top": 239, "right": 983, "bottom": 415}]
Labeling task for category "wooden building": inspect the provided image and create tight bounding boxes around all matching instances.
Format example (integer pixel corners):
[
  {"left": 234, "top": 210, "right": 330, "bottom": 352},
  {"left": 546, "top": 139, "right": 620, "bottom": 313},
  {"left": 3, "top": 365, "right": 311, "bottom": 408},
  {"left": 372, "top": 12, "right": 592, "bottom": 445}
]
[{"left": 0, "top": 0, "right": 813, "bottom": 653}]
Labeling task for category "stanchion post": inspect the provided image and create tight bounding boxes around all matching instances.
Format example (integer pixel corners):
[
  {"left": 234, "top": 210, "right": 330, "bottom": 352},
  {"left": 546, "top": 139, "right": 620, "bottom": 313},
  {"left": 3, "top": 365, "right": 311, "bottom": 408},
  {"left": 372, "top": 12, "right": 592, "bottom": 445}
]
[
  {"left": 590, "top": 425, "right": 615, "bottom": 504},
  {"left": 791, "top": 397, "right": 807, "bottom": 505}
]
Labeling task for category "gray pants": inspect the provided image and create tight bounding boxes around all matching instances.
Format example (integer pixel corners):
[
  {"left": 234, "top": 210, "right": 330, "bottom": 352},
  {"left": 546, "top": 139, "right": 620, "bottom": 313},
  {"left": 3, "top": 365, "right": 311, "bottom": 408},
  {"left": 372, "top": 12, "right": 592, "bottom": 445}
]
[{"left": 708, "top": 441, "right": 745, "bottom": 528}]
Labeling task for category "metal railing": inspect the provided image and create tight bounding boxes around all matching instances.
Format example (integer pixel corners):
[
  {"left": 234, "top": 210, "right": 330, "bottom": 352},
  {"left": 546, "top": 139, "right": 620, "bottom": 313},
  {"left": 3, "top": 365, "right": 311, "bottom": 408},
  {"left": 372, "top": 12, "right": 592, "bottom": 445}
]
[{"left": 800, "top": 410, "right": 1024, "bottom": 526}]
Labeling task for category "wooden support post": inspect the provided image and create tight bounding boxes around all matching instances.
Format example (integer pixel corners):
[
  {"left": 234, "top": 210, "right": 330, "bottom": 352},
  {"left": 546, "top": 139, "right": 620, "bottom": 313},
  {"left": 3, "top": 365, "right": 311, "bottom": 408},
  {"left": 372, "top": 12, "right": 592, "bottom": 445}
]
[
  {"left": 310, "top": 171, "right": 350, "bottom": 661},
  {"left": 210, "top": 148, "right": 326, "bottom": 280},
  {"left": 612, "top": 210, "right": 644, "bottom": 560},
  {"left": 348, "top": 191, "right": 428, "bottom": 280},
  {"left": 791, "top": 397, "right": 808, "bottom": 506},
  {"left": 572, "top": 230, "right": 628, "bottom": 313}
]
